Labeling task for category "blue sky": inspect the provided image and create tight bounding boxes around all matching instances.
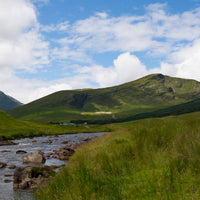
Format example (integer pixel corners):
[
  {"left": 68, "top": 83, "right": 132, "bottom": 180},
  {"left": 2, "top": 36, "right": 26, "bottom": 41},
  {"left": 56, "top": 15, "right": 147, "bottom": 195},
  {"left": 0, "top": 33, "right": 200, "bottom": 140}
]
[{"left": 0, "top": 0, "right": 200, "bottom": 103}]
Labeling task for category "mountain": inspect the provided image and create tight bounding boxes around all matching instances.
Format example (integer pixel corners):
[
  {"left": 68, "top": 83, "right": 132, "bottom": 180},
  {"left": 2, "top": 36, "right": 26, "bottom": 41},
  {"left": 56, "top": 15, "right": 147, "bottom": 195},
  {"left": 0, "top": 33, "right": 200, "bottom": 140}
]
[
  {"left": 8, "top": 74, "right": 200, "bottom": 123},
  {"left": 0, "top": 91, "right": 22, "bottom": 111}
]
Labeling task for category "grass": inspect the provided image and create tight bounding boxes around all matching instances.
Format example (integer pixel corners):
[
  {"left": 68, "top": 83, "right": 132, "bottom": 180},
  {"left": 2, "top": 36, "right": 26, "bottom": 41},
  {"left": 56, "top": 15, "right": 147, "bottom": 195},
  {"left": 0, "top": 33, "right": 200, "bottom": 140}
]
[
  {"left": 35, "top": 111, "right": 200, "bottom": 200},
  {"left": 0, "top": 110, "right": 110, "bottom": 140},
  {"left": 8, "top": 74, "right": 200, "bottom": 123}
]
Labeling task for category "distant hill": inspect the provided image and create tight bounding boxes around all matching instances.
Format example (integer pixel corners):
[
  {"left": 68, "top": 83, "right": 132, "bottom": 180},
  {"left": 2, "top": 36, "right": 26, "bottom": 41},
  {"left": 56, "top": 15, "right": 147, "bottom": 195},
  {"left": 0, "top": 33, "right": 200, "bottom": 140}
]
[
  {"left": 0, "top": 91, "right": 22, "bottom": 111},
  {"left": 8, "top": 74, "right": 200, "bottom": 123},
  {"left": 0, "top": 110, "right": 107, "bottom": 140}
]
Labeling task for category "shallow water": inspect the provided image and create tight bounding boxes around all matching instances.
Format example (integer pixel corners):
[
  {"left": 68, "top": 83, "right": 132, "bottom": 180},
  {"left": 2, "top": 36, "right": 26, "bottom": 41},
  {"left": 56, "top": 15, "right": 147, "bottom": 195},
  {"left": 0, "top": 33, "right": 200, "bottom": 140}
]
[{"left": 0, "top": 132, "right": 106, "bottom": 200}]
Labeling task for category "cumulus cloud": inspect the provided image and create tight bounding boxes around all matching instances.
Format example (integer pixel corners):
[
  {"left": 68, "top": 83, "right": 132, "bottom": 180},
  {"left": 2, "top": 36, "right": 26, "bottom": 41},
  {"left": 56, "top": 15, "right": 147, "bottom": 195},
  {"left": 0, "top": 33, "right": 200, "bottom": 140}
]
[
  {"left": 0, "top": 0, "right": 49, "bottom": 72},
  {"left": 0, "top": 0, "right": 50, "bottom": 102},
  {"left": 159, "top": 40, "right": 200, "bottom": 81},
  {"left": 1, "top": 1, "right": 200, "bottom": 104},
  {"left": 77, "top": 52, "right": 148, "bottom": 87}
]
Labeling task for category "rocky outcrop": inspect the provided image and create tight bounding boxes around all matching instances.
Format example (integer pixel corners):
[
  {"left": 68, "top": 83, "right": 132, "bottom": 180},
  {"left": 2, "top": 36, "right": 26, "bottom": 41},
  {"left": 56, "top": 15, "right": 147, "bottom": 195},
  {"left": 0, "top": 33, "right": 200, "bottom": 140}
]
[
  {"left": 52, "top": 145, "right": 75, "bottom": 160},
  {"left": 13, "top": 166, "right": 55, "bottom": 190},
  {"left": 22, "top": 150, "right": 46, "bottom": 164}
]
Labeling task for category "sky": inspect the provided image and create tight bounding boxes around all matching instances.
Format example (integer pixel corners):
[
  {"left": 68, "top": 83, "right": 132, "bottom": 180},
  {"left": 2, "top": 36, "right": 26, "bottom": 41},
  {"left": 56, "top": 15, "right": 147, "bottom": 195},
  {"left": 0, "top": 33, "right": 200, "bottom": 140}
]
[{"left": 0, "top": 0, "right": 200, "bottom": 103}]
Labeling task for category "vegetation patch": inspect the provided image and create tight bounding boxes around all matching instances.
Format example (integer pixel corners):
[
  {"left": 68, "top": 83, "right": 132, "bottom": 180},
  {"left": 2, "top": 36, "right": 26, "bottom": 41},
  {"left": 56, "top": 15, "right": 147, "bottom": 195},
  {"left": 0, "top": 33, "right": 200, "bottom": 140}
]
[{"left": 35, "top": 112, "right": 200, "bottom": 199}]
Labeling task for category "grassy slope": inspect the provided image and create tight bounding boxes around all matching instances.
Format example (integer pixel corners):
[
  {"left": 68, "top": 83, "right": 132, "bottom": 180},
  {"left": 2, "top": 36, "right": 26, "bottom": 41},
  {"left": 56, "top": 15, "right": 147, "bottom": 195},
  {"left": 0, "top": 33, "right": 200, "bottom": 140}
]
[
  {"left": 36, "top": 112, "right": 200, "bottom": 200},
  {"left": 73, "top": 97, "right": 200, "bottom": 124},
  {"left": 9, "top": 74, "right": 200, "bottom": 123},
  {"left": 0, "top": 91, "right": 22, "bottom": 111},
  {"left": 0, "top": 110, "right": 109, "bottom": 140}
]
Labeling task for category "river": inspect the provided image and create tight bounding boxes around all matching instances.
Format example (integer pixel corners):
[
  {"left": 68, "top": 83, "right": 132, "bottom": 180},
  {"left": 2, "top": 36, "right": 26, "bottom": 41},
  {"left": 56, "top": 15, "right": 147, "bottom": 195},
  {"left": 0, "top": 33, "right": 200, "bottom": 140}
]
[{"left": 0, "top": 132, "right": 106, "bottom": 200}]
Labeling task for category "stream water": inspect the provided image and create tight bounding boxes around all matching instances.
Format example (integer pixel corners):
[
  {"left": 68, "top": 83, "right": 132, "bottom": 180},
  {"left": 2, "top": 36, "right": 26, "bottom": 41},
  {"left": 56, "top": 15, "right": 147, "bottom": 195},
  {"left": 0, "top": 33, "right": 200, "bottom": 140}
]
[{"left": 0, "top": 132, "right": 106, "bottom": 200}]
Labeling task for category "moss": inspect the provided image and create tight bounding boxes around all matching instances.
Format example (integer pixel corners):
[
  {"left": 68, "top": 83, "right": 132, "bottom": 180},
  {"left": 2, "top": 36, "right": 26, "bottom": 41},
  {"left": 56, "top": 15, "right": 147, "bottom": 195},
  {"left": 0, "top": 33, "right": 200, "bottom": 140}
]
[{"left": 30, "top": 166, "right": 55, "bottom": 178}]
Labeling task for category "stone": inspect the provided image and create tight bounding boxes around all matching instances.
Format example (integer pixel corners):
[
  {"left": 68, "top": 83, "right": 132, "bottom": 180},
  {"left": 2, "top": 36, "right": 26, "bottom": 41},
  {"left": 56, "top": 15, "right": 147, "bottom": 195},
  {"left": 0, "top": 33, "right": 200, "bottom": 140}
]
[
  {"left": 7, "top": 165, "right": 16, "bottom": 169},
  {"left": 42, "top": 140, "right": 52, "bottom": 144},
  {"left": 22, "top": 150, "right": 46, "bottom": 164},
  {"left": 5, "top": 174, "right": 13, "bottom": 177},
  {"left": 61, "top": 140, "right": 69, "bottom": 144},
  {"left": 31, "top": 140, "right": 37, "bottom": 143},
  {"left": 13, "top": 166, "right": 55, "bottom": 190},
  {"left": 82, "top": 137, "right": 93, "bottom": 142},
  {"left": 46, "top": 152, "right": 53, "bottom": 158},
  {"left": 16, "top": 150, "right": 27, "bottom": 154},
  {"left": 4, "top": 179, "right": 12, "bottom": 183},
  {"left": 0, "top": 141, "right": 18, "bottom": 146},
  {"left": 1, "top": 150, "right": 11, "bottom": 152},
  {"left": 0, "top": 162, "right": 7, "bottom": 169},
  {"left": 52, "top": 146, "right": 75, "bottom": 160}
]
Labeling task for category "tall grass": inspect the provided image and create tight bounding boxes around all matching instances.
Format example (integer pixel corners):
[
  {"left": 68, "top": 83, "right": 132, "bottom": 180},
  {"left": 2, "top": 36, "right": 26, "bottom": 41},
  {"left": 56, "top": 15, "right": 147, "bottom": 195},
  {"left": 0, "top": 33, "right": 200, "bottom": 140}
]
[{"left": 35, "top": 112, "right": 200, "bottom": 199}]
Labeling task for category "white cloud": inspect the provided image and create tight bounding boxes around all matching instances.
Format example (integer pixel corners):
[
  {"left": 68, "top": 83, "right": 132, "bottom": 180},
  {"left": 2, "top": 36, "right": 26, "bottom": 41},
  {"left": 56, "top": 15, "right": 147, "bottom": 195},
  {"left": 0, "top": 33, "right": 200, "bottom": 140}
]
[
  {"left": 0, "top": 0, "right": 49, "bottom": 72},
  {"left": 27, "top": 83, "right": 72, "bottom": 102},
  {"left": 158, "top": 39, "right": 200, "bottom": 81},
  {"left": 77, "top": 52, "right": 148, "bottom": 87},
  {"left": 54, "top": 6, "right": 200, "bottom": 58},
  {"left": 1, "top": 2, "right": 200, "bottom": 104}
]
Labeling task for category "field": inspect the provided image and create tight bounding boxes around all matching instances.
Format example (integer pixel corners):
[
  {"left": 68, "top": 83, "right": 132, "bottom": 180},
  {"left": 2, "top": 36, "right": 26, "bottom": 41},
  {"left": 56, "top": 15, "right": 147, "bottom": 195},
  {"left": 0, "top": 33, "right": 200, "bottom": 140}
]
[
  {"left": 35, "top": 112, "right": 200, "bottom": 199},
  {"left": 0, "top": 110, "right": 110, "bottom": 140}
]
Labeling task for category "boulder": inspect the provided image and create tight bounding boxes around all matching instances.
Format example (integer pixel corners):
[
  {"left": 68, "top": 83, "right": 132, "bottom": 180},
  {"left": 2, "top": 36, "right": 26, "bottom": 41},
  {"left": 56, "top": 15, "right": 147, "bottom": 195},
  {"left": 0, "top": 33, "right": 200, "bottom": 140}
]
[
  {"left": 13, "top": 166, "right": 55, "bottom": 190},
  {"left": 52, "top": 146, "right": 75, "bottom": 160},
  {"left": 0, "top": 162, "right": 7, "bottom": 169},
  {"left": 22, "top": 150, "right": 46, "bottom": 164}
]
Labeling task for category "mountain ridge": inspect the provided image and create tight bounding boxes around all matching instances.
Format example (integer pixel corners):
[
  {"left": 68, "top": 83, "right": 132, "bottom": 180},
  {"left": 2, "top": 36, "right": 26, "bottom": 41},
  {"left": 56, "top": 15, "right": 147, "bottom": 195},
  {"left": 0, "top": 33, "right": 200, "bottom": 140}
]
[
  {"left": 0, "top": 91, "right": 22, "bottom": 111},
  {"left": 8, "top": 74, "right": 200, "bottom": 123}
]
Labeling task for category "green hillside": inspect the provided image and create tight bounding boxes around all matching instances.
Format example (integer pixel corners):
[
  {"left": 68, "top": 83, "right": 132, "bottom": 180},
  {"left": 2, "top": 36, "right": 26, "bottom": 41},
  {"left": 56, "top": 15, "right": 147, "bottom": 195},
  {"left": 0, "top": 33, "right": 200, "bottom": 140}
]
[
  {"left": 9, "top": 74, "right": 200, "bottom": 123},
  {"left": 0, "top": 91, "right": 22, "bottom": 111},
  {"left": 0, "top": 110, "right": 108, "bottom": 141},
  {"left": 72, "top": 97, "right": 200, "bottom": 124},
  {"left": 36, "top": 111, "right": 200, "bottom": 199}
]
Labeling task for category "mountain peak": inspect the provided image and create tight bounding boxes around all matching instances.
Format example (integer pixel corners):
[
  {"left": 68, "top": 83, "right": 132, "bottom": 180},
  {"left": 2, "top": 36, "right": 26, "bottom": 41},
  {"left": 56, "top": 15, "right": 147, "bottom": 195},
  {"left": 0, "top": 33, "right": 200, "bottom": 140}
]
[
  {"left": 0, "top": 91, "right": 22, "bottom": 111},
  {"left": 9, "top": 74, "right": 200, "bottom": 123}
]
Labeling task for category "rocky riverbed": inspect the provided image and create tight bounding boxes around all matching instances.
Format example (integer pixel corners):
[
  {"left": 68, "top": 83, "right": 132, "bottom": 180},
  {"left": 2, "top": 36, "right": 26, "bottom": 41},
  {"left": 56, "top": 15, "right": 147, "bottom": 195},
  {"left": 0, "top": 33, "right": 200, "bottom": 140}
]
[{"left": 0, "top": 132, "right": 106, "bottom": 200}]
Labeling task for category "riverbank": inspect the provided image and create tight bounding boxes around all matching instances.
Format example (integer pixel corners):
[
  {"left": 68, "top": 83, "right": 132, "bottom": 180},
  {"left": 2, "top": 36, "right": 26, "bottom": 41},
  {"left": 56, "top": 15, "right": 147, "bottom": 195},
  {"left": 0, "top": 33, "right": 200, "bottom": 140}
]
[
  {"left": 0, "top": 132, "right": 106, "bottom": 200},
  {"left": 0, "top": 110, "right": 110, "bottom": 141},
  {"left": 36, "top": 112, "right": 200, "bottom": 200}
]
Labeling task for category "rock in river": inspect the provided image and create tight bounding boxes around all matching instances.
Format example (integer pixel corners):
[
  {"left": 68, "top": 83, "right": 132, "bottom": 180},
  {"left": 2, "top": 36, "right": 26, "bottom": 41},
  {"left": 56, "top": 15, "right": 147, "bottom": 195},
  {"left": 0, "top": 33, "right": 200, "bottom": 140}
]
[
  {"left": 16, "top": 150, "right": 27, "bottom": 154},
  {"left": 13, "top": 166, "right": 55, "bottom": 190},
  {"left": 0, "top": 141, "right": 18, "bottom": 146},
  {"left": 22, "top": 150, "right": 46, "bottom": 164},
  {"left": 0, "top": 162, "right": 7, "bottom": 169}
]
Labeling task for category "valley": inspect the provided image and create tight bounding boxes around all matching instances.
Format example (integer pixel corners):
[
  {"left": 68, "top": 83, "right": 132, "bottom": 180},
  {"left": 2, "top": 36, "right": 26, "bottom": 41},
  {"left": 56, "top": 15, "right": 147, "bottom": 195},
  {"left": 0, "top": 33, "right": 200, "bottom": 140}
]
[{"left": 0, "top": 73, "right": 199, "bottom": 200}]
